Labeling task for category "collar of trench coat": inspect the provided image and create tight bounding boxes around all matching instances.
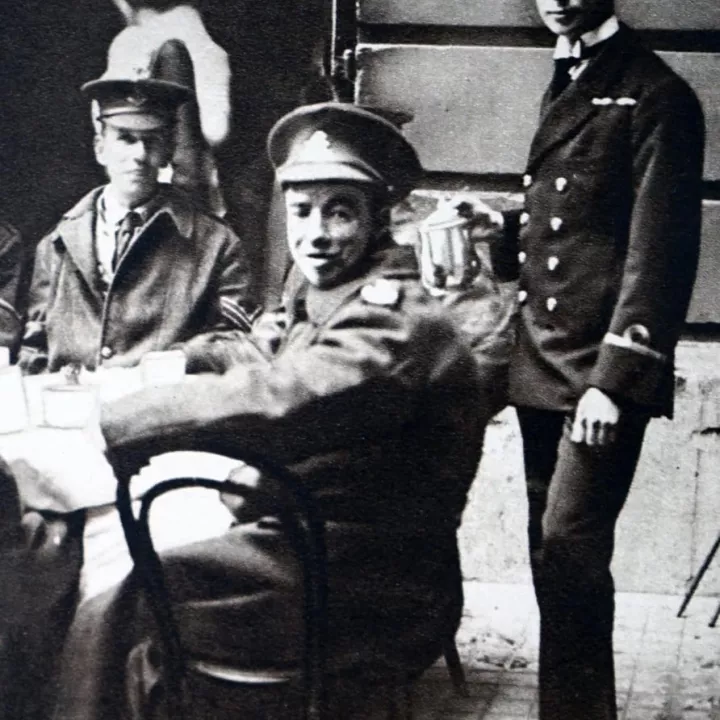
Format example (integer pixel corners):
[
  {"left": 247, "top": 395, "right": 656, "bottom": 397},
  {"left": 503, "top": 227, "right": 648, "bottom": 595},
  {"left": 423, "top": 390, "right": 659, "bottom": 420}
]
[{"left": 47, "top": 184, "right": 198, "bottom": 301}]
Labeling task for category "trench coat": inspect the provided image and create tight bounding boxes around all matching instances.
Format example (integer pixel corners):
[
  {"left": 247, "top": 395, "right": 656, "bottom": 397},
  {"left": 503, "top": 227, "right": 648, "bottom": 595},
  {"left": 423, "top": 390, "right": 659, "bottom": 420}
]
[
  {"left": 0, "top": 220, "right": 26, "bottom": 356},
  {"left": 19, "top": 185, "right": 256, "bottom": 373},
  {"left": 53, "top": 243, "right": 487, "bottom": 720},
  {"left": 492, "top": 24, "right": 705, "bottom": 417}
]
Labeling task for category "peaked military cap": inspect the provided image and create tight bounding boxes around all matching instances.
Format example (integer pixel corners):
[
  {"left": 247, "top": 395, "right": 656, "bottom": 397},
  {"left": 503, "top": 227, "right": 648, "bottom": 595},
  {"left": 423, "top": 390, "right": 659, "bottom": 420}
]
[
  {"left": 81, "top": 40, "right": 191, "bottom": 130},
  {"left": 268, "top": 102, "right": 424, "bottom": 202}
]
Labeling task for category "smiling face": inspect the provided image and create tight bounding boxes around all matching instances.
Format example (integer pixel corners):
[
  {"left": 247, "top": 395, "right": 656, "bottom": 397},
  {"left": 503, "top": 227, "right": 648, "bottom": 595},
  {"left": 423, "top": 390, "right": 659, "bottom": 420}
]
[
  {"left": 94, "top": 124, "right": 174, "bottom": 207},
  {"left": 284, "top": 182, "right": 378, "bottom": 289},
  {"left": 535, "top": 0, "right": 614, "bottom": 39}
]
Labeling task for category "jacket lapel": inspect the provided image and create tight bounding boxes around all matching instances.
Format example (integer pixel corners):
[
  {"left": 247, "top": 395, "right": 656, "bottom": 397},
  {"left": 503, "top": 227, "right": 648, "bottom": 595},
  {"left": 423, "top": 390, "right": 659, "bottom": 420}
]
[
  {"left": 527, "top": 26, "right": 632, "bottom": 171},
  {"left": 112, "top": 186, "right": 195, "bottom": 277},
  {"left": 55, "top": 189, "right": 104, "bottom": 303}
]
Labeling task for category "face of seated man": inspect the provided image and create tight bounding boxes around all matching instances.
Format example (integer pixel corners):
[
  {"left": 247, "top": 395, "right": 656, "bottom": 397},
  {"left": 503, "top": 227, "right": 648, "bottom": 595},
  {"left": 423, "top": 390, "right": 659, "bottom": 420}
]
[
  {"left": 93, "top": 124, "right": 174, "bottom": 208},
  {"left": 284, "top": 182, "right": 383, "bottom": 290}
]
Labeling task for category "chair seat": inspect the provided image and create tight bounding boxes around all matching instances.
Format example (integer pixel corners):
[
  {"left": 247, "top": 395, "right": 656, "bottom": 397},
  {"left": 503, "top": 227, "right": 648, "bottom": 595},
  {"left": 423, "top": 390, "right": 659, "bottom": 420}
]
[{"left": 189, "top": 659, "right": 299, "bottom": 685}]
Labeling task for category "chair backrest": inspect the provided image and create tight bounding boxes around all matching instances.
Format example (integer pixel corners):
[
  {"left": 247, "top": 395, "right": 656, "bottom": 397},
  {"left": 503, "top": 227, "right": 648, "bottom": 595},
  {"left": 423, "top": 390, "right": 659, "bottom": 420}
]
[{"left": 115, "top": 451, "right": 328, "bottom": 720}]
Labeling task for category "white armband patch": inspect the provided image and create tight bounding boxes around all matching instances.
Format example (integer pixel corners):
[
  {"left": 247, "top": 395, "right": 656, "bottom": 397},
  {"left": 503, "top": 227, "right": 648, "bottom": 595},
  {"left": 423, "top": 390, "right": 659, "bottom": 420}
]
[{"left": 602, "top": 332, "right": 667, "bottom": 362}]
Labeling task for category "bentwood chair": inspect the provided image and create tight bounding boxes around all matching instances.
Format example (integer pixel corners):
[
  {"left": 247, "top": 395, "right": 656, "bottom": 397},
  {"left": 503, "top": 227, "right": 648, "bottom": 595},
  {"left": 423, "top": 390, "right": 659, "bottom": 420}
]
[
  {"left": 116, "top": 449, "right": 418, "bottom": 720},
  {"left": 677, "top": 530, "right": 720, "bottom": 628}
]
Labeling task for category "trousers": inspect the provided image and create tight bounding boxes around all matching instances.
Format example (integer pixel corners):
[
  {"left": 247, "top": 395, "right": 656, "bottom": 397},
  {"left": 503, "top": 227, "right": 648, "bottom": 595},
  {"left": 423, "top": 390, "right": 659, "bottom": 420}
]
[{"left": 516, "top": 407, "right": 648, "bottom": 720}]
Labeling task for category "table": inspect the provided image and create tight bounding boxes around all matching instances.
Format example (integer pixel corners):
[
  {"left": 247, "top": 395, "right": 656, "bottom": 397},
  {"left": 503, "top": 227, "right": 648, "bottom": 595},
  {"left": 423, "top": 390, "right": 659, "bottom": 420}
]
[{"left": 0, "top": 368, "right": 238, "bottom": 601}]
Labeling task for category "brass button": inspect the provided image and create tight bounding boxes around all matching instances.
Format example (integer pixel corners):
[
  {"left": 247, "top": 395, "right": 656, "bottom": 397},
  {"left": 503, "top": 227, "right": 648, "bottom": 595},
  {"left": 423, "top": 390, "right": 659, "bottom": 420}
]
[
  {"left": 547, "top": 256, "right": 559, "bottom": 271},
  {"left": 546, "top": 297, "right": 557, "bottom": 312},
  {"left": 520, "top": 212, "right": 530, "bottom": 226},
  {"left": 523, "top": 174, "right": 533, "bottom": 188},
  {"left": 518, "top": 251, "right": 527, "bottom": 264},
  {"left": 550, "top": 217, "right": 563, "bottom": 232},
  {"left": 555, "top": 177, "right": 568, "bottom": 192},
  {"left": 518, "top": 289, "right": 528, "bottom": 304},
  {"left": 100, "top": 346, "right": 113, "bottom": 359}
]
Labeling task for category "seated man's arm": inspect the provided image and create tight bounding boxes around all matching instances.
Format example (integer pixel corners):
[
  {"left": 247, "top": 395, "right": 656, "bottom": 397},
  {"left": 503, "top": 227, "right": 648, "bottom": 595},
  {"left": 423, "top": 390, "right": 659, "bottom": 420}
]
[
  {"left": 102, "top": 288, "right": 477, "bottom": 469},
  {"left": 18, "top": 235, "right": 53, "bottom": 374},
  {"left": 173, "top": 224, "right": 261, "bottom": 373},
  {"left": 0, "top": 221, "right": 26, "bottom": 358}
]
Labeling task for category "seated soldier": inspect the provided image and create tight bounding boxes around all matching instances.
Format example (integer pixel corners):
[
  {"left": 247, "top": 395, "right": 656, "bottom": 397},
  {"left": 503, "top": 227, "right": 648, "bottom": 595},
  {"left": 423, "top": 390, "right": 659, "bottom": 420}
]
[
  {"left": 47, "top": 102, "right": 488, "bottom": 720},
  {"left": 18, "top": 52, "right": 256, "bottom": 374}
]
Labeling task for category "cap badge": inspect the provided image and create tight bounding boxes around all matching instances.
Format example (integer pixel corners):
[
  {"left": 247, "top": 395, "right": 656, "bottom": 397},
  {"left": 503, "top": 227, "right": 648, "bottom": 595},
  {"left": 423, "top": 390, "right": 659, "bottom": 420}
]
[
  {"left": 360, "top": 279, "right": 401, "bottom": 307},
  {"left": 301, "top": 130, "right": 333, "bottom": 155},
  {"left": 131, "top": 64, "right": 151, "bottom": 80},
  {"left": 125, "top": 89, "right": 149, "bottom": 107}
]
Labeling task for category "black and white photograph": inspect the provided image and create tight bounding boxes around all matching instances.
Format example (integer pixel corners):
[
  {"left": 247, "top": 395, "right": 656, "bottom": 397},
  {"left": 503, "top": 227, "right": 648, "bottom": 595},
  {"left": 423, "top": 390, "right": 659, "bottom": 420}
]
[{"left": 0, "top": 1, "right": 718, "bottom": 718}]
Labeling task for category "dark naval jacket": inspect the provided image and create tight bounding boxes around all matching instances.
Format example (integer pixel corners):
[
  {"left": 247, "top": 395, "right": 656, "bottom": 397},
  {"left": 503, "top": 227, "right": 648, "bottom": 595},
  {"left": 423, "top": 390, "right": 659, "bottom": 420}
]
[
  {"left": 52, "top": 243, "right": 486, "bottom": 720},
  {"left": 492, "top": 24, "right": 705, "bottom": 417}
]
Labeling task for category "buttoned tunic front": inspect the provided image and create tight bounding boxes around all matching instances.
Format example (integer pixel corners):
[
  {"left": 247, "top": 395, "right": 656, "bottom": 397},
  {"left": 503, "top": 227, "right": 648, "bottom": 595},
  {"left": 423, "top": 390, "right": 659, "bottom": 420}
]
[
  {"left": 493, "top": 24, "right": 705, "bottom": 417},
  {"left": 19, "top": 185, "right": 256, "bottom": 373}
]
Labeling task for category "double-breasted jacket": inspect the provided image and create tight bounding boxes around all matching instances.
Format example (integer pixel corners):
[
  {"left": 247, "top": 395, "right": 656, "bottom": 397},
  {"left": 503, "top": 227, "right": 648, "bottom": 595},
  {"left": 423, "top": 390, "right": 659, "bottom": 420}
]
[{"left": 492, "top": 25, "right": 705, "bottom": 417}]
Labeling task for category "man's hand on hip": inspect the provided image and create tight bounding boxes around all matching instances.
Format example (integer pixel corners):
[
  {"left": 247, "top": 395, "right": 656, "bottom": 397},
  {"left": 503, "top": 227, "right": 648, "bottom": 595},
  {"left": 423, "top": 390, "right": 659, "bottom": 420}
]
[{"left": 571, "top": 387, "right": 621, "bottom": 447}]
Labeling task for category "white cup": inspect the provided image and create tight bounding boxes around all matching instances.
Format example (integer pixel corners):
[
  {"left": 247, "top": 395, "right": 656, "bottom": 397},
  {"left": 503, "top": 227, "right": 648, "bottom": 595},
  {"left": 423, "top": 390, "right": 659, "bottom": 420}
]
[
  {"left": 42, "top": 385, "right": 98, "bottom": 429},
  {"left": 140, "top": 350, "right": 187, "bottom": 387}
]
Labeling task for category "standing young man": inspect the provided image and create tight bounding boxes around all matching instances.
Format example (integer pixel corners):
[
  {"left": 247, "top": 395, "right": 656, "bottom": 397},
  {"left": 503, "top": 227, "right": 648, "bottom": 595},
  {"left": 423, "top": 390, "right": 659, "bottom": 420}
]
[
  {"left": 468, "top": 1, "right": 705, "bottom": 718},
  {"left": 19, "top": 57, "right": 255, "bottom": 374}
]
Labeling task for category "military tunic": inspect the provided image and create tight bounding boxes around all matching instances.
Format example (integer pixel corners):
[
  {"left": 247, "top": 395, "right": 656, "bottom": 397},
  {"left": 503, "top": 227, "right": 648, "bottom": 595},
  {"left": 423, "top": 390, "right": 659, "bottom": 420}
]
[{"left": 52, "top": 243, "right": 486, "bottom": 720}]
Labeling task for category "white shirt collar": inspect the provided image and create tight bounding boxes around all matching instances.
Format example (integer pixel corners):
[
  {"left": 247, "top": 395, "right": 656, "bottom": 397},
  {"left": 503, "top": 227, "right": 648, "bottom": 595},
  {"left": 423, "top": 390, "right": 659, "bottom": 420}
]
[
  {"left": 553, "top": 15, "right": 620, "bottom": 60},
  {"left": 100, "top": 187, "right": 156, "bottom": 228}
]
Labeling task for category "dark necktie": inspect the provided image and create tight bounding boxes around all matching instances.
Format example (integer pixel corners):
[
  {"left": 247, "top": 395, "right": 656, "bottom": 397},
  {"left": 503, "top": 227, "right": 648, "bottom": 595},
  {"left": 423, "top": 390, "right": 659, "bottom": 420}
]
[
  {"left": 550, "top": 40, "right": 606, "bottom": 99},
  {"left": 550, "top": 56, "right": 580, "bottom": 99},
  {"left": 112, "top": 211, "right": 142, "bottom": 271}
]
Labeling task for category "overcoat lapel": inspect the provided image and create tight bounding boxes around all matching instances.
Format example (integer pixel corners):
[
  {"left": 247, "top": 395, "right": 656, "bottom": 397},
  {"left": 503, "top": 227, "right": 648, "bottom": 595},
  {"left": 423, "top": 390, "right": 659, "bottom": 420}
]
[
  {"left": 527, "top": 26, "right": 632, "bottom": 171},
  {"left": 55, "top": 190, "right": 104, "bottom": 304}
]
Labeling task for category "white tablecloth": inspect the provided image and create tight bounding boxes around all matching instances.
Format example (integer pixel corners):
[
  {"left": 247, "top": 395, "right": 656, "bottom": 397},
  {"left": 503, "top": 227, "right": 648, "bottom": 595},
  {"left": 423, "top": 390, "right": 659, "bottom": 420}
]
[{"left": 0, "top": 369, "right": 238, "bottom": 602}]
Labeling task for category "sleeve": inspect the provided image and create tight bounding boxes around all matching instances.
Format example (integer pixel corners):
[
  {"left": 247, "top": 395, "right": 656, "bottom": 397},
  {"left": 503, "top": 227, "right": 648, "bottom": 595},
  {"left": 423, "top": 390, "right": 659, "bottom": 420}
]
[
  {"left": 488, "top": 209, "right": 522, "bottom": 282},
  {"left": 588, "top": 78, "right": 705, "bottom": 407},
  {"left": 0, "top": 222, "right": 26, "bottom": 358},
  {"left": 172, "top": 225, "right": 261, "bottom": 370},
  {"left": 17, "top": 235, "right": 55, "bottom": 374},
  {"left": 102, "top": 293, "right": 455, "bottom": 465}
]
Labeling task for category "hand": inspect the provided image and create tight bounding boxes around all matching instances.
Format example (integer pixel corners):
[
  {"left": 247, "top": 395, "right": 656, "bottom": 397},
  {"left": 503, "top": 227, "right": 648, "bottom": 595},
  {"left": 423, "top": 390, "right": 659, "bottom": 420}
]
[
  {"left": 220, "top": 464, "right": 281, "bottom": 522},
  {"left": 571, "top": 388, "right": 621, "bottom": 447},
  {"left": 453, "top": 198, "right": 505, "bottom": 242}
]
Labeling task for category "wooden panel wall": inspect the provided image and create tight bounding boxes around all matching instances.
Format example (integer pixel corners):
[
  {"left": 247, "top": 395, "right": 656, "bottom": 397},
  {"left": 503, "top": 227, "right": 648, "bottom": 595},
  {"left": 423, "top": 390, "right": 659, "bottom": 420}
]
[
  {"left": 356, "top": 1, "right": 720, "bottom": 323},
  {"left": 357, "top": 46, "right": 720, "bottom": 179},
  {"left": 359, "top": 0, "right": 720, "bottom": 31}
]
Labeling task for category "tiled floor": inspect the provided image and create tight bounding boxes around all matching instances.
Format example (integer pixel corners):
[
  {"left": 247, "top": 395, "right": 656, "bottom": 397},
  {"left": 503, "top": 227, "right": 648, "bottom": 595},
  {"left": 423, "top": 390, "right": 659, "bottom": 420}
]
[{"left": 412, "top": 583, "right": 720, "bottom": 719}]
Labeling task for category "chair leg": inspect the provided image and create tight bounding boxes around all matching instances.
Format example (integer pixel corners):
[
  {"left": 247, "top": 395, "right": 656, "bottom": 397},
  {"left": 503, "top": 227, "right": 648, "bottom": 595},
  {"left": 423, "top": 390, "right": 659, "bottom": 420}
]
[
  {"left": 710, "top": 598, "right": 720, "bottom": 628},
  {"left": 442, "top": 636, "right": 469, "bottom": 697},
  {"left": 677, "top": 531, "right": 720, "bottom": 618}
]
